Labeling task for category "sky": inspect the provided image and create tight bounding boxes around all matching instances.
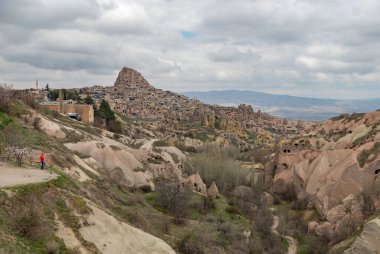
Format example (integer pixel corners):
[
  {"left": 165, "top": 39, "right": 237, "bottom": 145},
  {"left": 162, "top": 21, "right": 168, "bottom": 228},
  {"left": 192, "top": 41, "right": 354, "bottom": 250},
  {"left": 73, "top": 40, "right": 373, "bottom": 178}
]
[{"left": 0, "top": 0, "right": 380, "bottom": 99}]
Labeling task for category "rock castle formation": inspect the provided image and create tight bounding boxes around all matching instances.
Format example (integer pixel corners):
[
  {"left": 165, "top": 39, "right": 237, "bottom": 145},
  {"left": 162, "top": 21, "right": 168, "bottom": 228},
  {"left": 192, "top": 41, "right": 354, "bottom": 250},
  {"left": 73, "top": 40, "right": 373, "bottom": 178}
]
[{"left": 114, "top": 67, "right": 152, "bottom": 89}]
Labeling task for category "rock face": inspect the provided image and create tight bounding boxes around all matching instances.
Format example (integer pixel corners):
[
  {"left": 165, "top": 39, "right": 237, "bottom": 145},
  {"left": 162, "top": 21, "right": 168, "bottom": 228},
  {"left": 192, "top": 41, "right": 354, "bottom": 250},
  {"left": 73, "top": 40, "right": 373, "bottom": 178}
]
[
  {"left": 114, "top": 67, "right": 152, "bottom": 89},
  {"left": 133, "top": 171, "right": 155, "bottom": 192},
  {"left": 207, "top": 182, "right": 219, "bottom": 199},
  {"left": 183, "top": 172, "right": 207, "bottom": 194},
  {"left": 80, "top": 203, "right": 176, "bottom": 254},
  {"left": 232, "top": 186, "right": 253, "bottom": 199},
  {"left": 23, "top": 113, "right": 67, "bottom": 139},
  {"left": 181, "top": 137, "right": 203, "bottom": 151},
  {"left": 273, "top": 148, "right": 374, "bottom": 217},
  {"left": 344, "top": 218, "right": 380, "bottom": 254},
  {"left": 191, "top": 108, "right": 215, "bottom": 128},
  {"left": 65, "top": 141, "right": 155, "bottom": 191},
  {"left": 238, "top": 104, "right": 254, "bottom": 114}
]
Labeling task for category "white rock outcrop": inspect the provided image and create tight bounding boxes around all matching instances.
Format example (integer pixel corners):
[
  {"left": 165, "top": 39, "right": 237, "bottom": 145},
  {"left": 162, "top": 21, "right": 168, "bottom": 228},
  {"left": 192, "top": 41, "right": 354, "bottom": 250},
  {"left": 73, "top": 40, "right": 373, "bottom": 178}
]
[
  {"left": 344, "top": 218, "right": 380, "bottom": 254},
  {"left": 80, "top": 204, "right": 175, "bottom": 254}
]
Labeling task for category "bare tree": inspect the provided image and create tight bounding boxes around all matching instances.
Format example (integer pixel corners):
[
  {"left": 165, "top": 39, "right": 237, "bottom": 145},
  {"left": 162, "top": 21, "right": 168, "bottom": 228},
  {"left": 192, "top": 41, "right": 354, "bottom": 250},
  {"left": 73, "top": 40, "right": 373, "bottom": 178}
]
[
  {"left": 157, "top": 184, "right": 192, "bottom": 224},
  {"left": 0, "top": 84, "right": 16, "bottom": 113},
  {"left": 191, "top": 143, "right": 248, "bottom": 194},
  {"left": 3, "top": 128, "right": 30, "bottom": 166},
  {"left": 254, "top": 206, "right": 273, "bottom": 238}
]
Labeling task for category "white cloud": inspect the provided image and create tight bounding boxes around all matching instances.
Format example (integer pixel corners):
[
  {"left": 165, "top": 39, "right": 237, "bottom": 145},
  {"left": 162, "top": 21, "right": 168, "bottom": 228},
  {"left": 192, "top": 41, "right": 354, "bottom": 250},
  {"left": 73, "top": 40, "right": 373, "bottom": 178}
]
[{"left": 0, "top": 0, "right": 379, "bottom": 99}]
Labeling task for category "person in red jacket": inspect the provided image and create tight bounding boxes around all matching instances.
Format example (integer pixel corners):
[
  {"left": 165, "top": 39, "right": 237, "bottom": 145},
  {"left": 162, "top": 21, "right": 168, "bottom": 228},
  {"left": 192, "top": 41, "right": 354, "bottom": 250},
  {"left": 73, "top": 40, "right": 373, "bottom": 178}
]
[{"left": 40, "top": 152, "right": 45, "bottom": 170}]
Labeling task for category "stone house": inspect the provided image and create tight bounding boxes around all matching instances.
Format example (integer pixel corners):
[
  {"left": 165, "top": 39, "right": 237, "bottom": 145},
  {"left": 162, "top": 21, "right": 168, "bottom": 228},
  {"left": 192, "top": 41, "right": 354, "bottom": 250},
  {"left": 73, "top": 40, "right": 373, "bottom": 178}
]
[{"left": 40, "top": 91, "right": 94, "bottom": 124}]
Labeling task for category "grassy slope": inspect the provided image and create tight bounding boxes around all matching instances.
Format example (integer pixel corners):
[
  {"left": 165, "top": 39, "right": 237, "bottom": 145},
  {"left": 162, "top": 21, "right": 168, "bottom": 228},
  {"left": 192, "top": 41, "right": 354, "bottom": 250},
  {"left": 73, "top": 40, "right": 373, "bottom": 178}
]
[{"left": 0, "top": 104, "right": 258, "bottom": 253}]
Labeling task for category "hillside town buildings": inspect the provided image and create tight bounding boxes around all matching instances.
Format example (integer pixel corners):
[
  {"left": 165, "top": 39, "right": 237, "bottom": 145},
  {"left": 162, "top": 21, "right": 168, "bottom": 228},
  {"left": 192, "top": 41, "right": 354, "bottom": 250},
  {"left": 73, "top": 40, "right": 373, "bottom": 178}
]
[{"left": 30, "top": 67, "right": 304, "bottom": 138}]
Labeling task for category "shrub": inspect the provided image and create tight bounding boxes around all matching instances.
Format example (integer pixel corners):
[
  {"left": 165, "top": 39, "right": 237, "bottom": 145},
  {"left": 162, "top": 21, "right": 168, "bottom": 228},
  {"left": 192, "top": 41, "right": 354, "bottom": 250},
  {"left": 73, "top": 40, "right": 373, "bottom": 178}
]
[
  {"left": 45, "top": 240, "right": 60, "bottom": 254},
  {"left": 33, "top": 117, "right": 42, "bottom": 131},
  {"left": 248, "top": 236, "right": 263, "bottom": 254},
  {"left": 153, "top": 140, "right": 169, "bottom": 147},
  {"left": 157, "top": 184, "right": 192, "bottom": 224},
  {"left": 0, "top": 112, "right": 13, "bottom": 130},
  {"left": 201, "top": 195, "right": 215, "bottom": 214},
  {"left": 10, "top": 193, "right": 50, "bottom": 241},
  {"left": 254, "top": 206, "right": 273, "bottom": 238},
  {"left": 292, "top": 197, "right": 308, "bottom": 210},
  {"left": 361, "top": 183, "right": 378, "bottom": 217},
  {"left": 51, "top": 110, "right": 60, "bottom": 118},
  {"left": 217, "top": 222, "right": 232, "bottom": 240},
  {"left": 0, "top": 84, "right": 16, "bottom": 113},
  {"left": 191, "top": 143, "right": 248, "bottom": 194},
  {"left": 127, "top": 210, "right": 147, "bottom": 231},
  {"left": 107, "top": 120, "right": 123, "bottom": 134},
  {"left": 160, "top": 217, "right": 171, "bottom": 234},
  {"left": 251, "top": 147, "right": 272, "bottom": 164},
  {"left": 178, "top": 231, "right": 206, "bottom": 254},
  {"left": 67, "top": 247, "right": 81, "bottom": 254},
  {"left": 21, "top": 93, "right": 39, "bottom": 110},
  {"left": 69, "top": 195, "right": 91, "bottom": 215},
  {"left": 357, "top": 142, "right": 380, "bottom": 167},
  {"left": 3, "top": 127, "right": 30, "bottom": 166},
  {"left": 306, "top": 236, "right": 328, "bottom": 254}
]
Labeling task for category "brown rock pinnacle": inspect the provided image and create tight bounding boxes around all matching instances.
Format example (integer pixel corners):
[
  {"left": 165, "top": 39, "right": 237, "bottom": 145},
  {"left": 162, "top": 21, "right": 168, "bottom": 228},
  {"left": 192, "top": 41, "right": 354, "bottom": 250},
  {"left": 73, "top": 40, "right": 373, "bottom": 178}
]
[{"left": 114, "top": 67, "right": 152, "bottom": 89}]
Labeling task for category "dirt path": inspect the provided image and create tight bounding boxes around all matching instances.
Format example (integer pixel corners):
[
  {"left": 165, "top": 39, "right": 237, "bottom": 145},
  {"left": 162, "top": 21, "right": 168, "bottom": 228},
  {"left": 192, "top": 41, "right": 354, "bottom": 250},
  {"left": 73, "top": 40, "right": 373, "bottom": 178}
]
[
  {"left": 0, "top": 164, "right": 58, "bottom": 188},
  {"left": 272, "top": 214, "right": 297, "bottom": 254},
  {"left": 272, "top": 214, "right": 279, "bottom": 234},
  {"left": 285, "top": 236, "right": 297, "bottom": 254}
]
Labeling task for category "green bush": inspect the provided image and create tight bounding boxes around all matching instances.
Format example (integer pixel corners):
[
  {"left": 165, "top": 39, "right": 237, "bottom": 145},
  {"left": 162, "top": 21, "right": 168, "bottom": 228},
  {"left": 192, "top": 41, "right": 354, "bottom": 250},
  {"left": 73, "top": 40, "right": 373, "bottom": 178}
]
[{"left": 0, "top": 112, "right": 13, "bottom": 130}]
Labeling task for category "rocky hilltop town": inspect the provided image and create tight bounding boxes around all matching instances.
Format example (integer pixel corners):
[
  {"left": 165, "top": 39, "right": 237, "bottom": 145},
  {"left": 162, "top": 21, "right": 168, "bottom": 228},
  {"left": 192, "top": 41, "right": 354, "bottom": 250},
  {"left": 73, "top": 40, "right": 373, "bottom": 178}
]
[
  {"left": 77, "top": 67, "right": 302, "bottom": 144},
  {"left": 0, "top": 66, "right": 379, "bottom": 254},
  {"left": 33, "top": 67, "right": 306, "bottom": 149}
]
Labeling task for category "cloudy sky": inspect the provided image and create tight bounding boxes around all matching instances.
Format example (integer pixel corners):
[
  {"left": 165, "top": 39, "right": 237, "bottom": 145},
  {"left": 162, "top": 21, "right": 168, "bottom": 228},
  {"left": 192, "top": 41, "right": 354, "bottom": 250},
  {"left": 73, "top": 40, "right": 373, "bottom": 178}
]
[{"left": 0, "top": 0, "right": 380, "bottom": 99}]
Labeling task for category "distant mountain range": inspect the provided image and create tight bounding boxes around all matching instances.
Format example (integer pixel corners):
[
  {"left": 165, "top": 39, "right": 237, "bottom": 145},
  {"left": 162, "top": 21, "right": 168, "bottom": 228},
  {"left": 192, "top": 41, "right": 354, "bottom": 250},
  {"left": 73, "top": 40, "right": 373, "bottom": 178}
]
[{"left": 182, "top": 90, "right": 380, "bottom": 121}]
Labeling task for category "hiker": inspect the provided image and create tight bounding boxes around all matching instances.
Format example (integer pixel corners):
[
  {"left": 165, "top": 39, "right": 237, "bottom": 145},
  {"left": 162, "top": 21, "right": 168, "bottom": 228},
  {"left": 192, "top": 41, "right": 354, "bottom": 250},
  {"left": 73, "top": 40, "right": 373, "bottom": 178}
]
[{"left": 40, "top": 152, "right": 45, "bottom": 170}]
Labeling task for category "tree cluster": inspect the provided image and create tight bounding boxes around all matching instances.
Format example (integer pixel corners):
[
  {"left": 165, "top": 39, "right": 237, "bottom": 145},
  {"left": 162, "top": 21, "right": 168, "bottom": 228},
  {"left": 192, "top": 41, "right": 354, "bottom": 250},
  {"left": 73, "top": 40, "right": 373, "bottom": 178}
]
[{"left": 48, "top": 89, "right": 80, "bottom": 101}]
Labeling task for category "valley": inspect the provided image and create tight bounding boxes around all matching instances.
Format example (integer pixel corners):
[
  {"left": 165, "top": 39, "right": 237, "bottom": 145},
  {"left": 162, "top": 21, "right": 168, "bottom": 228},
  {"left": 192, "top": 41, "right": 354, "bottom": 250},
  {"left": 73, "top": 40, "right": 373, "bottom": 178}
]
[{"left": 0, "top": 67, "right": 380, "bottom": 254}]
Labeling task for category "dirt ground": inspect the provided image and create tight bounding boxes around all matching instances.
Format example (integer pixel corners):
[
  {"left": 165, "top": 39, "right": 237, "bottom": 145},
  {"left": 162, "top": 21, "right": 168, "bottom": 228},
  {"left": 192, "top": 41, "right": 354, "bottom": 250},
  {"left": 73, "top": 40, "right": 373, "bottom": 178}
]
[{"left": 0, "top": 164, "right": 57, "bottom": 188}]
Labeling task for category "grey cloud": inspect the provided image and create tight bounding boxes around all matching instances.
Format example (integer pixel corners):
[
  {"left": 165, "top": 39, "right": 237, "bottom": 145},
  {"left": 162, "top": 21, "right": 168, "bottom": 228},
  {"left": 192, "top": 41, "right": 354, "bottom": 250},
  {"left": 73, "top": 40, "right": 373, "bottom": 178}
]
[
  {"left": 208, "top": 47, "right": 260, "bottom": 63},
  {"left": 0, "top": 0, "right": 100, "bottom": 29},
  {"left": 0, "top": 0, "right": 380, "bottom": 99}
]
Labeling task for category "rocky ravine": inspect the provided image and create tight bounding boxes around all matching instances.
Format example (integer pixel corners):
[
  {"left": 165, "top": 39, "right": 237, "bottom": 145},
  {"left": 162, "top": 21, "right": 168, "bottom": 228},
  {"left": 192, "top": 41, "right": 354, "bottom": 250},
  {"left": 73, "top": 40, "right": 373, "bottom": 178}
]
[{"left": 272, "top": 110, "right": 380, "bottom": 246}]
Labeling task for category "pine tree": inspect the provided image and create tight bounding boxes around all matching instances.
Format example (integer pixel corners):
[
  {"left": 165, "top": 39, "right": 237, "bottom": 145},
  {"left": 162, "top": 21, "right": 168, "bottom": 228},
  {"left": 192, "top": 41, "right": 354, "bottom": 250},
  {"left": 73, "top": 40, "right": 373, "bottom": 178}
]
[
  {"left": 96, "top": 100, "right": 115, "bottom": 123},
  {"left": 84, "top": 94, "right": 94, "bottom": 105}
]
